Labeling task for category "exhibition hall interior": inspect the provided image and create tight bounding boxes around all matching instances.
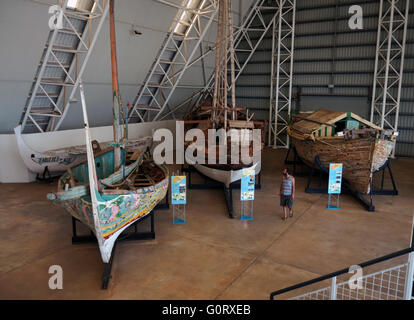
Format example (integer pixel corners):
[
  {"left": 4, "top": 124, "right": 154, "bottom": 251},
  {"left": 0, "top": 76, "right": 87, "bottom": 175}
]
[{"left": 0, "top": 0, "right": 413, "bottom": 301}]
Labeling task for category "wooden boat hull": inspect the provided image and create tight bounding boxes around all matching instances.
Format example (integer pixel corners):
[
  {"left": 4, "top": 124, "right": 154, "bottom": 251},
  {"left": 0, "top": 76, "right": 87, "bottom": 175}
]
[
  {"left": 14, "top": 125, "right": 152, "bottom": 175},
  {"left": 193, "top": 160, "right": 261, "bottom": 188},
  {"left": 291, "top": 136, "right": 394, "bottom": 194},
  {"left": 47, "top": 149, "right": 169, "bottom": 262}
]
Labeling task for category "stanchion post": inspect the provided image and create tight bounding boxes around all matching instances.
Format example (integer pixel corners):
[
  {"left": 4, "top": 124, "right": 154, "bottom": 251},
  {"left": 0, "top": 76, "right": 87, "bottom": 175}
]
[{"left": 330, "top": 276, "right": 337, "bottom": 300}]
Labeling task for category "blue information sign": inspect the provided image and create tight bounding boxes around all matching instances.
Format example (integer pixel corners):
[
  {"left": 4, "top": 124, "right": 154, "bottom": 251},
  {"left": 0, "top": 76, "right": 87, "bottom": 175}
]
[
  {"left": 328, "top": 163, "right": 343, "bottom": 194},
  {"left": 241, "top": 169, "right": 255, "bottom": 201},
  {"left": 171, "top": 176, "right": 186, "bottom": 204}
]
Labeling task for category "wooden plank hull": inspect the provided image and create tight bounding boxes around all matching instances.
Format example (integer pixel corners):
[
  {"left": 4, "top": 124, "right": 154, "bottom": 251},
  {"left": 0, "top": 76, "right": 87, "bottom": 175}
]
[{"left": 291, "top": 137, "right": 393, "bottom": 194}]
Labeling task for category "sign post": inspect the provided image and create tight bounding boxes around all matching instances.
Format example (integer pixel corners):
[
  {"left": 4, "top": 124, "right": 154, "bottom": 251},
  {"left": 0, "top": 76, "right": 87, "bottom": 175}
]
[
  {"left": 171, "top": 173, "right": 187, "bottom": 224},
  {"left": 327, "top": 163, "right": 343, "bottom": 210},
  {"left": 240, "top": 168, "right": 255, "bottom": 221}
]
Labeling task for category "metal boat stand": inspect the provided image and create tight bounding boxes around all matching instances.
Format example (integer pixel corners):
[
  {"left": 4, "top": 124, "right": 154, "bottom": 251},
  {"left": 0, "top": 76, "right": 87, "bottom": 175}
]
[
  {"left": 35, "top": 166, "right": 59, "bottom": 183},
  {"left": 371, "top": 159, "right": 398, "bottom": 196},
  {"left": 37, "top": 166, "right": 51, "bottom": 181},
  {"left": 305, "top": 156, "right": 329, "bottom": 194},
  {"left": 305, "top": 156, "right": 398, "bottom": 212},
  {"left": 155, "top": 187, "right": 169, "bottom": 210},
  {"left": 284, "top": 145, "right": 308, "bottom": 176},
  {"left": 71, "top": 211, "right": 156, "bottom": 289},
  {"left": 181, "top": 164, "right": 262, "bottom": 219},
  {"left": 344, "top": 158, "right": 398, "bottom": 211}
]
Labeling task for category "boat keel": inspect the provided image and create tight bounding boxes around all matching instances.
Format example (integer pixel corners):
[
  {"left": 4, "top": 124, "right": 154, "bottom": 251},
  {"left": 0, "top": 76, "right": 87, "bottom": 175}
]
[
  {"left": 182, "top": 165, "right": 261, "bottom": 219},
  {"left": 303, "top": 156, "right": 398, "bottom": 212},
  {"left": 71, "top": 211, "right": 156, "bottom": 290}
]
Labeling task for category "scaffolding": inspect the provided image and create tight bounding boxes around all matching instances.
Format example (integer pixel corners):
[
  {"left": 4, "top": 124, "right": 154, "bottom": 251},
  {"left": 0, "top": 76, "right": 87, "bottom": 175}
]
[
  {"left": 132, "top": 0, "right": 278, "bottom": 122},
  {"left": 186, "top": 0, "right": 279, "bottom": 119},
  {"left": 128, "top": 0, "right": 218, "bottom": 123},
  {"left": 268, "top": 0, "right": 296, "bottom": 149},
  {"left": 370, "top": 0, "right": 410, "bottom": 154},
  {"left": 19, "top": 0, "right": 108, "bottom": 133}
]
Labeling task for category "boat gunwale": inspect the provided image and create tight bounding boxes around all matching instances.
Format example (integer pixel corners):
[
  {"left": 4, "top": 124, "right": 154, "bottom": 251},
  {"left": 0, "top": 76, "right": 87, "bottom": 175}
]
[
  {"left": 49, "top": 155, "right": 169, "bottom": 202},
  {"left": 78, "top": 167, "right": 169, "bottom": 207},
  {"left": 287, "top": 126, "right": 395, "bottom": 143},
  {"left": 79, "top": 164, "right": 169, "bottom": 206}
]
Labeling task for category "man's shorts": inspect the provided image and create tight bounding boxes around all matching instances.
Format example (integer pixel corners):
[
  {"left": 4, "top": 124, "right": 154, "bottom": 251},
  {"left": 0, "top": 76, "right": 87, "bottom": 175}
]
[{"left": 280, "top": 195, "right": 293, "bottom": 209}]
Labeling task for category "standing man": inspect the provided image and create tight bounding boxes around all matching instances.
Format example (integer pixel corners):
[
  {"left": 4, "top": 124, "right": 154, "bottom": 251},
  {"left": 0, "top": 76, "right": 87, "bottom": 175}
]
[{"left": 280, "top": 168, "right": 295, "bottom": 220}]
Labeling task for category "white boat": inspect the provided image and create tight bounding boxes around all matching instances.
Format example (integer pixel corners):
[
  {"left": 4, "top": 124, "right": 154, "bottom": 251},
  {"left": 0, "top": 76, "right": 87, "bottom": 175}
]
[
  {"left": 14, "top": 124, "right": 153, "bottom": 176},
  {"left": 183, "top": 0, "right": 264, "bottom": 191},
  {"left": 193, "top": 161, "right": 261, "bottom": 188}
]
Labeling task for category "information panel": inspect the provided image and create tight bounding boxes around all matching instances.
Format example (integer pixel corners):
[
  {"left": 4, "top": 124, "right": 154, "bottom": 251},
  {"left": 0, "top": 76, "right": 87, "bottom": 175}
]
[
  {"left": 171, "top": 176, "right": 186, "bottom": 205},
  {"left": 328, "top": 163, "right": 343, "bottom": 194},
  {"left": 241, "top": 169, "right": 255, "bottom": 201}
]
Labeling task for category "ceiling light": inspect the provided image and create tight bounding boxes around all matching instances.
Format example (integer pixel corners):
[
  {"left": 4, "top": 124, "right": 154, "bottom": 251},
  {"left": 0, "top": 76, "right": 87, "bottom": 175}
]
[{"left": 67, "top": 0, "right": 78, "bottom": 8}]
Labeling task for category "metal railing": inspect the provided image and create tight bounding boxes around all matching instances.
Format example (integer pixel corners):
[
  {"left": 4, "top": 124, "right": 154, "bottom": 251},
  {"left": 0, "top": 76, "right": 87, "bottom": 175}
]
[
  {"left": 270, "top": 247, "right": 414, "bottom": 300},
  {"left": 293, "top": 263, "right": 408, "bottom": 300}
]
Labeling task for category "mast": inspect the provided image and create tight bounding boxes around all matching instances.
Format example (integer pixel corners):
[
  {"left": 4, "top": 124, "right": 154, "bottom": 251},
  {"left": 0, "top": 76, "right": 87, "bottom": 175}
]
[
  {"left": 223, "top": 0, "right": 228, "bottom": 130},
  {"left": 212, "top": 0, "right": 224, "bottom": 125},
  {"left": 212, "top": 0, "right": 236, "bottom": 129},
  {"left": 109, "top": 0, "right": 122, "bottom": 169},
  {"left": 79, "top": 80, "right": 108, "bottom": 263},
  {"left": 228, "top": 0, "right": 236, "bottom": 121}
]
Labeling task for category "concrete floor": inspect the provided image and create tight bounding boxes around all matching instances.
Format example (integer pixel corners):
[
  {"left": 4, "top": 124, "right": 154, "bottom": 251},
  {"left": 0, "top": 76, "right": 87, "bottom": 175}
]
[{"left": 0, "top": 147, "right": 413, "bottom": 299}]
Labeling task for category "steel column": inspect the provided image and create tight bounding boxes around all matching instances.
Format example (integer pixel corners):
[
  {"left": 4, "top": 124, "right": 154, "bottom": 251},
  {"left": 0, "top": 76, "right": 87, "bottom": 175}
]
[
  {"left": 370, "top": 0, "right": 410, "bottom": 155},
  {"left": 268, "top": 0, "right": 296, "bottom": 149}
]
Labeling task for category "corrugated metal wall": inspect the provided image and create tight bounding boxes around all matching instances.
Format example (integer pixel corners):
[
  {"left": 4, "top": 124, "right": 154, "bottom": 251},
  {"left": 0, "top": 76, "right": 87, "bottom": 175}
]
[{"left": 236, "top": 0, "right": 414, "bottom": 157}]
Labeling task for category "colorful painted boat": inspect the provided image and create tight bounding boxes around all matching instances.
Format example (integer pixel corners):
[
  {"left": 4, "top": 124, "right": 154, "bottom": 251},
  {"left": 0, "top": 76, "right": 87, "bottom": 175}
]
[
  {"left": 47, "top": 0, "right": 169, "bottom": 263},
  {"left": 46, "top": 141, "right": 168, "bottom": 263},
  {"left": 287, "top": 109, "right": 396, "bottom": 194},
  {"left": 14, "top": 124, "right": 152, "bottom": 176}
]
